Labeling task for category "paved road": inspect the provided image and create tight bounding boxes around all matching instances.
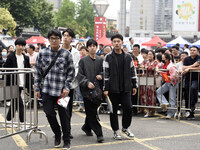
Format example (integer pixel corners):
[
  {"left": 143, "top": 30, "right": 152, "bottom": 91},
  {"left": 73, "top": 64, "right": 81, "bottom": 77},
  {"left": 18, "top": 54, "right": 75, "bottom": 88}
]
[{"left": 1, "top": 107, "right": 200, "bottom": 150}]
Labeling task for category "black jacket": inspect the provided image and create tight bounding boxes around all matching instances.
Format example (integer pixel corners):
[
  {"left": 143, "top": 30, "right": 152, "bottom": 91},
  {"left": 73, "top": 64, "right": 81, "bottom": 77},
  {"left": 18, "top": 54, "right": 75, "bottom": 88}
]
[
  {"left": 77, "top": 55, "right": 103, "bottom": 98},
  {"left": 4, "top": 52, "right": 32, "bottom": 91},
  {"left": 103, "top": 50, "right": 138, "bottom": 93}
]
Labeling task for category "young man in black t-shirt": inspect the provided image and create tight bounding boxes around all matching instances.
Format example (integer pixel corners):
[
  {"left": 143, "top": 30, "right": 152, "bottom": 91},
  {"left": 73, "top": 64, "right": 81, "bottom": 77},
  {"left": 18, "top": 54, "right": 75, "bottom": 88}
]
[{"left": 183, "top": 46, "right": 200, "bottom": 119}]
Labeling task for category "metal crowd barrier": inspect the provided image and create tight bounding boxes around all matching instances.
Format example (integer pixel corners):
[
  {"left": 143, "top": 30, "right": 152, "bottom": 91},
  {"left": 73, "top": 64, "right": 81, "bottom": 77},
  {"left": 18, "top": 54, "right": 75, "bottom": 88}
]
[
  {"left": 132, "top": 68, "right": 177, "bottom": 111},
  {"left": 174, "top": 69, "right": 200, "bottom": 120},
  {"left": 0, "top": 68, "right": 47, "bottom": 143}
]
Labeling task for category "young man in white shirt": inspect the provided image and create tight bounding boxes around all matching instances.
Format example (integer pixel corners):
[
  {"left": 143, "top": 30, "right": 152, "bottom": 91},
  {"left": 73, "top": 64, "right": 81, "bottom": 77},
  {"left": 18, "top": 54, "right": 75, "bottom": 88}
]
[{"left": 4, "top": 38, "right": 31, "bottom": 124}]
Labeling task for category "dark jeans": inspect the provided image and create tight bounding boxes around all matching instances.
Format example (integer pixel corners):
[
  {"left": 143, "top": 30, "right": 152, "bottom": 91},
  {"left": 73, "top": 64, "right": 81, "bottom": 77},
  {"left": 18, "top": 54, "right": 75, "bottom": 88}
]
[
  {"left": 42, "top": 93, "right": 70, "bottom": 143},
  {"left": 131, "top": 89, "right": 138, "bottom": 114},
  {"left": 185, "top": 80, "right": 198, "bottom": 112},
  {"left": 83, "top": 97, "right": 103, "bottom": 137},
  {"left": 7, "top": 87, "right": 24, "bottom": 122},
  {"left": 109, "top": 92, "right": 132, "bottom": 131}
]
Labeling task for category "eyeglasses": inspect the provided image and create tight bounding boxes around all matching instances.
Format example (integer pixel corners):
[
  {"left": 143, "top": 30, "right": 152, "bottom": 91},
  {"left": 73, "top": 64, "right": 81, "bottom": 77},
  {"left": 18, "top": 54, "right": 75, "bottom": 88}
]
[{"left": 49, "top": 37, "right": 60, "bottom": 42}]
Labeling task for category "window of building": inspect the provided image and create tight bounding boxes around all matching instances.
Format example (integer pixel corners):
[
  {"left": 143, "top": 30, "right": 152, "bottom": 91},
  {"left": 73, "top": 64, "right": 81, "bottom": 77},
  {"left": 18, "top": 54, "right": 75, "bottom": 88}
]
[{"left": 136, "top": 33, "right": 140, "bottom": 37}]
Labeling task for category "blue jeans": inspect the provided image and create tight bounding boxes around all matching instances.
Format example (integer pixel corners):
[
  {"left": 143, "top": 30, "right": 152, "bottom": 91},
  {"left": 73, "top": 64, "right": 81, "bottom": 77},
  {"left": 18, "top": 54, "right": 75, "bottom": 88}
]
[
  {"left": 185, "top": 80, "right": 198, "bottom": 112},
  {"left": 156, "top": 82, "right": 177, "bottom": 116}
]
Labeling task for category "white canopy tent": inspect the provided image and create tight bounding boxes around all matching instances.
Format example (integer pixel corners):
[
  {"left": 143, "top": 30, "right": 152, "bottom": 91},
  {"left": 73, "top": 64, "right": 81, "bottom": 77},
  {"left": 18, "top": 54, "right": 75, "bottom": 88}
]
[{"left": 166, "top": 36, "right": 191, "bottom": 48}]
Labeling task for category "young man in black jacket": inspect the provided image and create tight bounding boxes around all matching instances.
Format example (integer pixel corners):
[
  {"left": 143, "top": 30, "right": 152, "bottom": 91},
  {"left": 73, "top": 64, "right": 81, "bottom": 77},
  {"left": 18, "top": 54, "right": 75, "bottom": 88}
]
[
  {"left": 4, "top": 38, "right": 31, "bottom": 125},
  {"left": 77, "top": 39, "right": 104, "bottom": 143},
  {"left": 103, "top": 34, "right": 138, "bottom": 140}
]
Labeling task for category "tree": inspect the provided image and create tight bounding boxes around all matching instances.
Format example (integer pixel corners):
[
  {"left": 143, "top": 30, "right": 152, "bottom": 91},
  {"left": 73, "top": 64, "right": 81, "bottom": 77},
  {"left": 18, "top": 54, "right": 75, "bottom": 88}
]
[
  {"left": 0, "top": 0, "right": 55, "bottom": 36},
  {"left": 0, "top": 8, "right": 16, "bottom": 36},
  {"left": 32, "top": 0, "right": 55, "bottom": 36},
  {"left": 56, "top": 0, "right": 76, "bottom": 27},
  {"left": 76, "top": 0, "right": 96, "bottom": 38},
  {"left": 65, "top": 20, "right": 87, "bottom": 37}
]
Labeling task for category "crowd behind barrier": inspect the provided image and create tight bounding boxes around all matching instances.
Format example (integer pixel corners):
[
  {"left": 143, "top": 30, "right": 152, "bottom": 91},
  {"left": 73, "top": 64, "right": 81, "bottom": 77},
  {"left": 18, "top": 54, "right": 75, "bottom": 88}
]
[{"left": 0, "top": 68, "right": 47, "bottom": 143}]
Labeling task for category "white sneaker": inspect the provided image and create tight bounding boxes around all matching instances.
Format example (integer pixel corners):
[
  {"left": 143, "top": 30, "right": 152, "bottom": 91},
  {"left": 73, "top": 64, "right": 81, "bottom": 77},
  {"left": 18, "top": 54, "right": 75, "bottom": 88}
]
[
  {"left": 113, "top": 130, "right": 122, "bottom": 140},
  {"left": 165, "top": 115, "right": 172, "bottom": 119},
  {"left": 185, "top": 111, "right": 190, "bottom": 117},
  {"left": 6, "top": 120, "right": 17, "bottom": 128},
  {"left": 121, "top": 128, "right": 134, "bottom": 138},
  {"left": 20, "top": 122, "right": 31, "bottom": 130}
]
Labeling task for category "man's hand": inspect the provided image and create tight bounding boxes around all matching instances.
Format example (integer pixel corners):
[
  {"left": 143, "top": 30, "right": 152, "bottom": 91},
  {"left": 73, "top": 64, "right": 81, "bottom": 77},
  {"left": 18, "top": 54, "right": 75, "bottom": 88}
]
[
  {"left": 36, "top": 91, "right": 40, "bottom": 99},
  {"left": 96, "top": 75, "right": 102, "bottom": 80},
  {"left": 132, "top": 88, "right": 137, "bottom": 95},
  {"left": 62, "top": 89, "right": 69, "bottom": 97},
  {"left": 88, "top": 82, "right": 95, "bottom": 89},
  {"left": 104, "top": 91, "right": 109, "bottom": 96}
]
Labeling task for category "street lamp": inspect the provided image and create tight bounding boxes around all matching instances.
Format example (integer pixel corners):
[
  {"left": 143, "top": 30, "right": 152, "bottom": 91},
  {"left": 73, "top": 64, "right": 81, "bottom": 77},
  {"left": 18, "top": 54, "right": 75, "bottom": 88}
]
[{"left": 93, "top": 0, "right": 109, "bottom": 41}]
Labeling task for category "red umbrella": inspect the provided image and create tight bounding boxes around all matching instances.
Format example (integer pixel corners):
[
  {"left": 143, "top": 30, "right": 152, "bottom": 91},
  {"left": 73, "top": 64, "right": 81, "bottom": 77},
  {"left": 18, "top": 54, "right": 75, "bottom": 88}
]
[
  {"left": 26, "top": 36, "right": 48, "bottom": 44},
  {"left": 142, "top": 35, "right": 166, "bottom": 46},
  {"left": 97, "top": 37, "right": 112, "bottom": 46}
]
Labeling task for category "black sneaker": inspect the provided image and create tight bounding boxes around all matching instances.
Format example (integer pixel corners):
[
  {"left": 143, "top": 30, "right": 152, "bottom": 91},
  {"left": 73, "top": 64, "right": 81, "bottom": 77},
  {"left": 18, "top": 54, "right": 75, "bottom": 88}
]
[
  {"left": 81, "top": 126, "right": 93, "bottom": 136},
  {"left": 63, "top": 142, "right": 70, "bottom": 150},
  {"left": 54, "top": 135, "right": 61, "bottom": 148},
  {"left": 70, "top": 134, "right": 73, "bottom": 139},
  {"left": 186, "top": 113, "right": 195, "bottom": 120},
  {"left": 97, "top": 136, "right": 104, "bottom": 143}
]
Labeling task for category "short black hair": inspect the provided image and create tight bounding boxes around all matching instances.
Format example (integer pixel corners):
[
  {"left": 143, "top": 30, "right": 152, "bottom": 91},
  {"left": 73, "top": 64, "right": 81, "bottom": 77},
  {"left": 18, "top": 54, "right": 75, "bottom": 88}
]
[
  {"left": 62, "top": 28, "right": 75, "bottom": 38},
  {"left": 172, "top": 46, "right": 179, "bottom": 50},
  {"left": 156, "top": 54, "right": 162, "bottom": 62},
  {"left": 86, "top": 39, "right": 98, "bottom": 48},
  {"left": 158, "top": 48, "right": 165, "bottom": 54},
  {"left": 190, "top": 46, "right": 199, "bottom": 52},
  {"left": 80, "top": 46, "right": 88, "bottom": 52},
  {"left": 99, "top": 44, "right": 104, "bottom": 47},
  {"left": 184, "top": 44, "right": 189, "bottom": 48},
  {"left": 133, "top": 44, "right": 140, "bottom": 49},
  {"left": 111, "top": 34, "right": 123, "bottom": 41},
  {"left": 141, "top": 48, "right": 148, "bottom": 54},
  {"left": 176, "top": 43, "right": 180, "bottom": 47},
  {"left": 48, "top": 29, "right": 62, "bottom": 39},
  {"left": 181, "top": 51, "right": 188, "bottom": 56},
  {"left": 28, "top": 44, "right": 35, "bottom": 51},
  {"left": 157, "top": 42, "right": 161, "bottom": 45},
  {"left": 15, "top": 38, "right": 26, "bottom": 46},
  {"left": 129, "top": 37, "right": 132, "bottom": 41}
]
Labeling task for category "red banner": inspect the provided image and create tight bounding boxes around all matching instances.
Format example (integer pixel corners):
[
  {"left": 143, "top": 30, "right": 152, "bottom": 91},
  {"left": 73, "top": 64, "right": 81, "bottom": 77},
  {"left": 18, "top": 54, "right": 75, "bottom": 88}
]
[{"left": 94, "top": 17, "right": 106, "bottom": 41}]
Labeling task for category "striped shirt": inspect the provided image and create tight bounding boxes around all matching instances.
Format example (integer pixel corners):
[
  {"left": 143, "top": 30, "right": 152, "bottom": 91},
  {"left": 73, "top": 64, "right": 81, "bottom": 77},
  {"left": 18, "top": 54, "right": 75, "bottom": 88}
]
[{"left": 34, "top": 47, "right": 75, "bottom": 97}]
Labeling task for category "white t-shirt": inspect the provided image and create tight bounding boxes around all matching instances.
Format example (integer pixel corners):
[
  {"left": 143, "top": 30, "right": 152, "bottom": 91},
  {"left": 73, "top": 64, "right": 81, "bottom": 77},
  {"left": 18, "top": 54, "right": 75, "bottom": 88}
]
[
  {"left": 137, "top": 54, "right": 144, "bottom": 65},
  {"left": 184, "top": 48, "right": 190, "bottom": 56},
  {"left": 176, "top": 61, "right": 183, "bottom": 71},
  {"left": 16, "top": 54, "right": 24, "bottom": 87}
]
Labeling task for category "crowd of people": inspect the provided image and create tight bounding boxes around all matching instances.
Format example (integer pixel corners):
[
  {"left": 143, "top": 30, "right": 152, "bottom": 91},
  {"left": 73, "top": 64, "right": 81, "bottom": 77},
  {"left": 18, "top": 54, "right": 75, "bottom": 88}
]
[{"left": 0, "top": 29, "right": 200, "bottom": 150}]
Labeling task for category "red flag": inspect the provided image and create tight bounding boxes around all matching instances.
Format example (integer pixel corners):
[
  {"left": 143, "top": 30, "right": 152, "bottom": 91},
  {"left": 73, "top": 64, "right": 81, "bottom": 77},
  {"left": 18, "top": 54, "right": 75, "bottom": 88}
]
[{"left": 161, "top": 72, "right": 170, "bottom": 83}]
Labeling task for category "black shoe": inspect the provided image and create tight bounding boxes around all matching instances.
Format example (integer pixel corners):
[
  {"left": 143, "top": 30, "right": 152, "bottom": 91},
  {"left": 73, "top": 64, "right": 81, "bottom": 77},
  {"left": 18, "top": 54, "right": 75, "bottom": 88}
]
[
  {"left": 186, "top": 113, "right": 195, "bottom": 120},
  {"left": 81, "top": 126, "right": 93, "bottom": 136},
  {"left": 97, "top": 136, "right": 104, "bottom": 143},
  {"left": 70, "top": 134, "right": 73, "bottom": 139},
  {"left": 54, "top": 135, "right": 61, "bottom": 148},
  {"left": 63, "top": 142, "right": 70, "bottom": 150}
]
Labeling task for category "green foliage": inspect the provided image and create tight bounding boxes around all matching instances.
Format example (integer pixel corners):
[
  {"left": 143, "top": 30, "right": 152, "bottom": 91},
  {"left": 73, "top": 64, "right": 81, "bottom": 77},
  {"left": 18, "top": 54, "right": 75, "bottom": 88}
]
[
  {"left": 56, "top": 0, "right": 76, "bottom": 27},
  {"left": 0, "top": 0, "right": 55, "bottom": 36},
  {"left": 0, "top": 8, "right": 16, "bottom": 36},
  {"left": 76, "top": 0, "right": 96, "bottom": 38},
  {"left": 32, "top": 0, "right": 55, "bottom": 36}
]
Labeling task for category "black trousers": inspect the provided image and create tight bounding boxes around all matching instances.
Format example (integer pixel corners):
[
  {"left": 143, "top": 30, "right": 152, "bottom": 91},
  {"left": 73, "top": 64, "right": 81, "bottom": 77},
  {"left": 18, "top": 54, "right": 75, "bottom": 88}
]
[
  {"left": 68, "top": 89, "right": 74, "bottom": 134},
  {"left": 83, "top": 97, "right": 103, "bottom": 137},
  {"left": 109, "top": 92, "right": 132, "bottom": 131},
  {"left": 42, "top": 93, "right": 70, "bottom": 143},
  {"left": 7, "top": 87, "right": 24, "bottom": 122}
]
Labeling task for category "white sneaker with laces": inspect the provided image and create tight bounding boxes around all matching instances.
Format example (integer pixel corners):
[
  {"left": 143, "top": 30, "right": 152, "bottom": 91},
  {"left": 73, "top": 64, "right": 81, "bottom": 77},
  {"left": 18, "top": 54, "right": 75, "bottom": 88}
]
[
  {"left": 121, "top": 128, "right": 134, "bottom": 138},
  {"left": 113, "top": 130, "right": 122, "bottom": 140},
  {"left": 165, "top": 115, "right": 172, "bottom": 119},
  {"left": 6, "top": 120, "right": 17, "bottom": 128}
]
